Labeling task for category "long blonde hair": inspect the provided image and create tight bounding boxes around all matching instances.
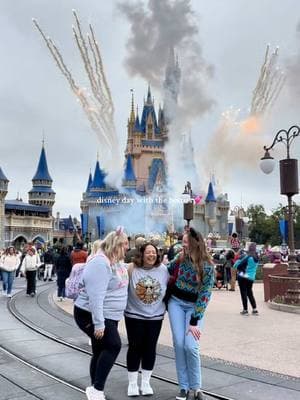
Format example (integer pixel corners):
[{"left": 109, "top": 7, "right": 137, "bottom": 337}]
[
  {"left": 90, "top": 240, "right": 102, "bottom": 256},
  {"left": 185, "top": 228, "right": 212, "bottom": 283},
  {"left": 100, "top": 229, "right": 128, "bottom": 262}
]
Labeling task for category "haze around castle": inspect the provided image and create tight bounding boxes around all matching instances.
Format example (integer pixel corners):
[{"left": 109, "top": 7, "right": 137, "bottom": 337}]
[{"left": 1, "top": 0, "right": 300, "bottom": 218}]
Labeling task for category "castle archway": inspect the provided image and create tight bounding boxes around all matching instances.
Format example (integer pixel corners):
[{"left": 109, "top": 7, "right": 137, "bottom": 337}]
[
  {"left": 13, "top": 236, "right": 27, "bottom": 250},
  {"left": 32, "top": 236, "right": 46, "bottom": 249}
]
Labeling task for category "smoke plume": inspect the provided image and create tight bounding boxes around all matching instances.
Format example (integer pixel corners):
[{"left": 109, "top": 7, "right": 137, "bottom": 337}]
[
  {"left": 117, "top": 0, "right": 214, "bottom": 123},
  {"left": 202, "top": 110, "right": 265, "bottom": 181},
  {"left": 286, "top": 21, "right": 300, "bottom": 100}
]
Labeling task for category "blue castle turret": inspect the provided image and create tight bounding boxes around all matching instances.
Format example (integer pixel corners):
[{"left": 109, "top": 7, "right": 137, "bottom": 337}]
[
  {"left": 206, "top": 182, "right": 216, "bottom": 203},
  {"left": 123, "top": 154, "right": 137, "bottom": 191},
  {"left": 86, "top": 171, "right": 93, "bottom": 193},
  {"left": 28, "top": 144, "right": 55, "bottom": 211},
  {"left": 140, "top": 85, "right": 160, "bottom": 135},
  {"left": 205, "top": 181, "right": 217, "bottom": 232}
]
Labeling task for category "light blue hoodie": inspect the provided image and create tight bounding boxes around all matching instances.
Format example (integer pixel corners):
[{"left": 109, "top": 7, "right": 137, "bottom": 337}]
[
  {"left": 75, "top": 254, "right": 129, "bottom": 329},
  {"left": 233, "top": 255, "right": 258, "bottom": 281}
]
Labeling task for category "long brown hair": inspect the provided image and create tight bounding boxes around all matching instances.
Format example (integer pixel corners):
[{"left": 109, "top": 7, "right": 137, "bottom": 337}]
[{"left": 185, "top": 228, "right": 213, "bottom": 283}]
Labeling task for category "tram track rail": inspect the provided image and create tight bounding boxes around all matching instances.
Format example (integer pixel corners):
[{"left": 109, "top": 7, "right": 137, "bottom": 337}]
[
  {"left": 0, "top": 345, "right": 85, "bottom": 398},
  {"left": 6, "top": 286, "right": 235, "bottom": 400}
]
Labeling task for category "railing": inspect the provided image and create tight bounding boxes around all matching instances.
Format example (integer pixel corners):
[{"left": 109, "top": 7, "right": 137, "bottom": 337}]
[{"left": 269, "top": 274, "right": 300, "bottom": 305}]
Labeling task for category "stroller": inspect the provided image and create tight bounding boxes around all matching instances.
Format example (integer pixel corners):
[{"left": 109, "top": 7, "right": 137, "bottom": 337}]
[
  {"left": 37, "top": 263, "right": 45, "bottom": 280},
  {"left": 215, "top": 263, "right": 228, "bottom": 290}
]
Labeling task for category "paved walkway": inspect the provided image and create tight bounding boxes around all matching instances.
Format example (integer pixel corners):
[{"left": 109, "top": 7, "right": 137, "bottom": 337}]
[{"left": 57, "top": 283, "right": 300, "bottom": 378}]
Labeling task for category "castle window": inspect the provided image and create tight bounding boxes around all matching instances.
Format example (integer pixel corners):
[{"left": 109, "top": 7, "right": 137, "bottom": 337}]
[{"left": 148, "top": 124, "right": 153, "bottom": 130}]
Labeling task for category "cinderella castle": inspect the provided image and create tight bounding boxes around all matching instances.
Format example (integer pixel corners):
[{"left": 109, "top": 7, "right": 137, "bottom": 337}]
[{"left": 80, "top": 49, "right": 230, "bottom": 240}]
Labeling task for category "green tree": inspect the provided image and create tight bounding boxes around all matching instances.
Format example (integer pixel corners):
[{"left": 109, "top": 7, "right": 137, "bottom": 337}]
[{"left": 246, "top": 204, "right": 280, "bottom": 245}]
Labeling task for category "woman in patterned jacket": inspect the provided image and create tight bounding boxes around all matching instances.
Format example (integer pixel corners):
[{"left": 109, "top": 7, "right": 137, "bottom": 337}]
[{"left": 168, "top": 228, "right": 214, "bottom": 400}]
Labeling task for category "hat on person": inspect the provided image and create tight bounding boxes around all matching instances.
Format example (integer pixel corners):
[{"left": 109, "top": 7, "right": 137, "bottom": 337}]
[{"left": 248, "top": 242, "right": 257, "bottom": 253}]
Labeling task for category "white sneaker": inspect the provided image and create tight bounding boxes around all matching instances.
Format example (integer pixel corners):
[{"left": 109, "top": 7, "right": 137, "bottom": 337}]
[
  {"left": 128, "top": 382, "right": 139, "bottom": 397},
  {"left": 128, "top": 371, "right": 139, "bottom": 396},
  {"left": 141, "top": 370, "right": 153, "bottom": 396},
  {"left": 86, "top": 386, "right": 105, "bottom": 400},
  {"left": 141, "top": 381, "right": 153, "bottom": 396},
  {"left": 7, "top": 294, "right": 12, "bottom": 298}
]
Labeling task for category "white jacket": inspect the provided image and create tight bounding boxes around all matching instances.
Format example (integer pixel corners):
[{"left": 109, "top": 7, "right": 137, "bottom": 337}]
[
  {"left": 22, "top": 254, "right": 41, "bottom": 272},
  {"left": 0, "top": 255, "right": 19, "bottom": 272}
]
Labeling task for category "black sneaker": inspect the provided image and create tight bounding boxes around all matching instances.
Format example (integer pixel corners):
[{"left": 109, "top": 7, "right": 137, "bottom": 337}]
[
  {"left": 176, "top": 389, "right": 189, "bottom": 400},
  {"left": 252, "top": 310, "right": 259, "bottom": 315},
  {"left": 240, "top": 310, "right": 249, "bottom": 315},
  {"left": 194, "top": 391, "right": 206, "bottom": 400}
]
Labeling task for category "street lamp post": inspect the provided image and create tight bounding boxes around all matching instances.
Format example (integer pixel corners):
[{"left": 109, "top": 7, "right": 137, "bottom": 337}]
[
  {"left": 260, "top": 125, "right": 299, "bottom": 275},
  {"left": 182, "top": 182, "right": 194, "bottom": 228}
]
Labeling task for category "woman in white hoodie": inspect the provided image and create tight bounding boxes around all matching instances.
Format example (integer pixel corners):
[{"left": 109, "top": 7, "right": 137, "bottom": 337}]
[
  {"left": 1, "top": 246, "right": 19, "bottom": 297},
  {"left": 22, "top": 248, "right": 41, "bottom": 297}
]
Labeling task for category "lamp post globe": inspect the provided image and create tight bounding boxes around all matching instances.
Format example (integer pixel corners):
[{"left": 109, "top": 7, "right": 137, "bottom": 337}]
[{"left": 260, "top": 150, "right": 275, "bottom": 174}]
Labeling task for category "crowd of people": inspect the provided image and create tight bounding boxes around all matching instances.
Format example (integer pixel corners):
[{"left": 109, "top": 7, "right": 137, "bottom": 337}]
[
  {"left": 0, "top": 242, "right": 88, "bottom": 299},
  {"left": 0, "top": 228, "right": 270, "bottom": 400}
]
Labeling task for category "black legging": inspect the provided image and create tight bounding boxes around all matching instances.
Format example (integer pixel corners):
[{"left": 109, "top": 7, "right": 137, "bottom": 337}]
[
  {"left": 125, "top": 316, "right": 162, "bottom": 371},
  {"left": 26, "top": 270, "right": 37, "bottom": 295},
  {"left": 238, "top": 276, "right": 257, "bottom": 311},
  {"left": 74, "top": 305, "right": 121, "bottom": 391}
]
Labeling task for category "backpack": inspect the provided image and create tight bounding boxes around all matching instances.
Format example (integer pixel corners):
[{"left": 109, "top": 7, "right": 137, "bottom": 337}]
[
  {"left": 237, "top": 256, "right": 249, "bottom": 274},
  {"left": 65, "top": 262, "right": 86, "bottom": 300},
  {"left": 65, "top": 253, "right": 109, "bottom": 300}
]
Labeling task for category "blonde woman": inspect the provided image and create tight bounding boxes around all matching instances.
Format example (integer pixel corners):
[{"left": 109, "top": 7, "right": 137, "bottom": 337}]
[
  {"left": 168, "top": 228, "right": 214, "bottom": 400},
  {"left": 74, "top": 228, "right": 129, "bottom": 400}
]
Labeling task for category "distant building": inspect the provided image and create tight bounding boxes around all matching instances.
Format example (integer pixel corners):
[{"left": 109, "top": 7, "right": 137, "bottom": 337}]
[
  {"left": 53, "top": 212, "right": 81, "bottom": 247},
  {"left": 0, "top": 145, "right": 55, "bottom": 249}
]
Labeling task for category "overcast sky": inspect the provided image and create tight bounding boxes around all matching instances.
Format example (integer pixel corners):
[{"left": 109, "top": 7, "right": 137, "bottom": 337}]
[{"left": 0, "top": 0, "right": 300, "bottom": 218}]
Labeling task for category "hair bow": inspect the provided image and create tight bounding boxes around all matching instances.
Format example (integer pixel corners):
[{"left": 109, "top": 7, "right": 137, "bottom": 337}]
[{"left": 116, "top": 226, "right": 124, "bottom": 236}]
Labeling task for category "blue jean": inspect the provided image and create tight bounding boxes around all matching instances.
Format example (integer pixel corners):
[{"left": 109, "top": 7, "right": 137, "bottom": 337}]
[
  {"left": 168, "top": 296, "right": 203, "bottom": 391},
  {"left": 2, "top": 271, "right": 15, "bottom": 295}
]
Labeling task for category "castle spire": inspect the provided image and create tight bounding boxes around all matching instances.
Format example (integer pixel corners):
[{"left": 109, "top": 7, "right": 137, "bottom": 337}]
[
  {"left": 86, "top": 170, "right": 93, "bottom": 192},
  {"left": 129, "top": 89, "right": 135, "bottom": 123},
  {"left": 28, "top": 144, "right": 55, "bottom": 211},
  {"left": 206, "top": 182, "right": 216, "bottom": 202},
  {"left": 91, "top": 159, "right": 106, "bottom": 189},
  {"left": 163, "top": 46, "right": 181, "bottom": 124},
  {"left": 32, "top": 146, "right": 52, "bottom": 182},
  {"left": 146, "top": 84, "right": 152, "bottom": 104}
]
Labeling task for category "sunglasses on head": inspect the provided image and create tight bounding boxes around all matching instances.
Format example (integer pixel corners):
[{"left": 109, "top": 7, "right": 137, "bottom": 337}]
[{"left": 189, "top": 228, "right": 199, "bottom": 242}]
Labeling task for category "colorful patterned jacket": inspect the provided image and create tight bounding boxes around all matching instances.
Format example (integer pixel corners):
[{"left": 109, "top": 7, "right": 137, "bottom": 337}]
[{"left": 168, "top": 253, "right": 215, "bottom": 325}]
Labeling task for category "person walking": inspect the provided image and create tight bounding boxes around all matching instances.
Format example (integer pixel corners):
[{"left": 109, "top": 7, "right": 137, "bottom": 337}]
[
  {"left": 125, "top": 243, "right": 169, "bottom": 396},
  {"left": 74, "top": 228, "right": 129, "bottom": 400},
  {"left": 22, "top": 248, "right": 41, "bottom": 297},
  {"left": 55, "top": 247, "right": 72, "bottom": 301},
  {"left": 167, "top": 228, "right": 214, "bottom": 400},
  {"left": 43, "top": 247, "right": 54, "bottom": 281},
  {"left": 71, "top": 242, "right": 88, "bottom": 265},
  {"left": 224, "top": 250, "right": 235, "bottom": 291},
  {"left": 0, "top": 247, "right": 19, "bottom": 297},
  {"left": 234, "top": 242, "right": 259, "bottom": 316}
]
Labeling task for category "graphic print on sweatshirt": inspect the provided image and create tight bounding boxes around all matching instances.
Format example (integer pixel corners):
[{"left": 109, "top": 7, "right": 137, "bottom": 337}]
[
  {"left": 115, "top": 264, "right": 129, "bottom": 288},
  {"left": 135, "top": 275, "right": 162, "bottom": 304}
]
